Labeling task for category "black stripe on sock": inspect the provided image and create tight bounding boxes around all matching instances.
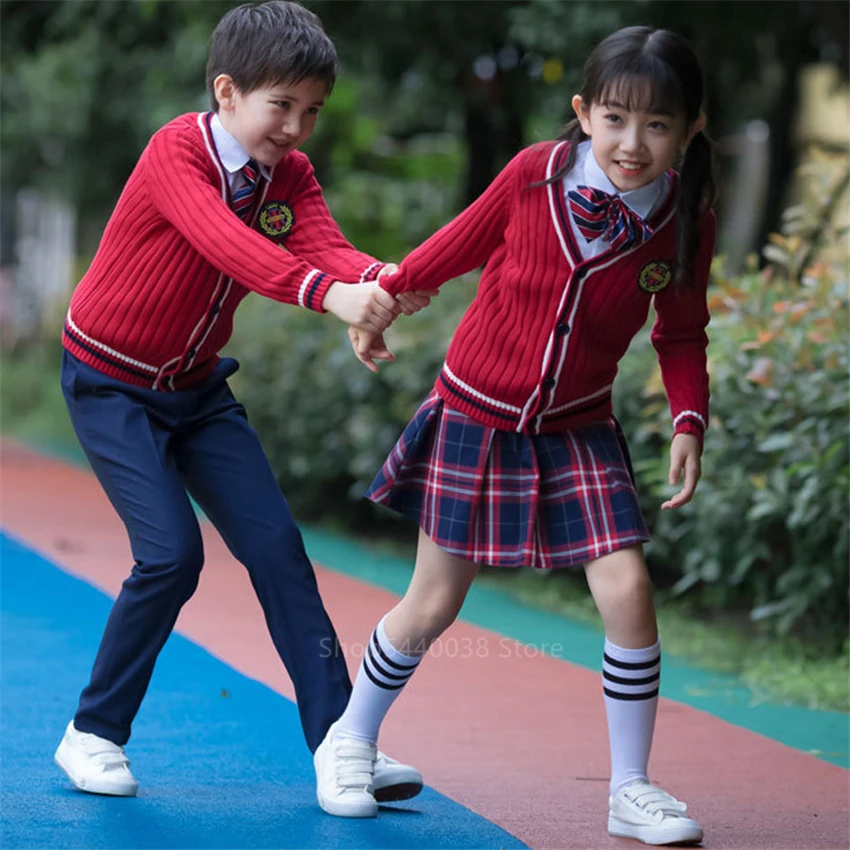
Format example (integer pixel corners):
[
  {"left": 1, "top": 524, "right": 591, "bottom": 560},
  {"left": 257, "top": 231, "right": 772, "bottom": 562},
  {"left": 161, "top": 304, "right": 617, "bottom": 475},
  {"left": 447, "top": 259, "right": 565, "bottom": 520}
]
[
  {"left": 603, "top": 686, "right": 660, "bottom": 701},
  {"left": 603, "top": 670, "right": 660, "bottom": 687},
  {"left": 365, "top": 644, "right": 416, "bottom": 683},
  {"left": 603, "top": 652, "right": 660, "bottom": 671},
  {"left": 371, "top": 631, "right": 420, "bottom": 672},
  {"left": 363, "top": 657, "right": 409, "bottom": 691}
]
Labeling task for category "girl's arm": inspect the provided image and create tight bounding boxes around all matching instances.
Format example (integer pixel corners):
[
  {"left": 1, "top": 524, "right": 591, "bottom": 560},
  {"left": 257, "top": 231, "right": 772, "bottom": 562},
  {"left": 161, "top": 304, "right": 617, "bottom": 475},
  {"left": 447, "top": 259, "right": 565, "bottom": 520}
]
[
  {"left": 379, "top": 148, "right": 528, "bottom": 296},
  {"left": 650, "top": 210, "right": 717, "bottom": 448}
]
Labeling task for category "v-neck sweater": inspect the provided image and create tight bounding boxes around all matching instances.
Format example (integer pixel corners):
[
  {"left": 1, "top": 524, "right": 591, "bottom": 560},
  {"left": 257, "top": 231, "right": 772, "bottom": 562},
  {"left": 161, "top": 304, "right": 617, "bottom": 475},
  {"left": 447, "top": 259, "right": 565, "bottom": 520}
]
[
  {"left": 63, "top": 112, "right": 385, "bottom": 391},
  {"left": 381, "top": 140, "right": 715, "bottom": 440}
]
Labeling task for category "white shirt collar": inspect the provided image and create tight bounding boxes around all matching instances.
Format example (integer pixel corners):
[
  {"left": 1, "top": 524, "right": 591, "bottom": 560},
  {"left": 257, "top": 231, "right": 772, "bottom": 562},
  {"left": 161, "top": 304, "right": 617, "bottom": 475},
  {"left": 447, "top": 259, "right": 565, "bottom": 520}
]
[
  {"left": 576, "top": 141, "right": 667, "bottom": 221},
  {"left": 210, "top": 113, "right": 271, "bottom": 181}
]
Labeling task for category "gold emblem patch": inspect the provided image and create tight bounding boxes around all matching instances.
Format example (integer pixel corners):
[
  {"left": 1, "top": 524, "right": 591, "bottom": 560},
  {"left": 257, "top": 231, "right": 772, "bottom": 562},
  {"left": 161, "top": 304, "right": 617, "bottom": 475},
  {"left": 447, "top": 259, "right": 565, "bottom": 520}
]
[
  {"left": 638, "top": 260, "right": 673, "bottom": 294},
  {"left": 259, "top": 201, "right": 295, "bottom": 237}
]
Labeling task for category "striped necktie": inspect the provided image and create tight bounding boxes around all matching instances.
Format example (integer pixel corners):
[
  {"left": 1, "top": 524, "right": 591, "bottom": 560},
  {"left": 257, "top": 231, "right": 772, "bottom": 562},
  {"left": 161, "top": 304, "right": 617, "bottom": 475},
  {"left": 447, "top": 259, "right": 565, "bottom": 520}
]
[
  {"left": 232, "top": 159, "right": 259, "bottom": 221},
  {"left": 567, "top": 185, "right": 653, "bottom": 252}
]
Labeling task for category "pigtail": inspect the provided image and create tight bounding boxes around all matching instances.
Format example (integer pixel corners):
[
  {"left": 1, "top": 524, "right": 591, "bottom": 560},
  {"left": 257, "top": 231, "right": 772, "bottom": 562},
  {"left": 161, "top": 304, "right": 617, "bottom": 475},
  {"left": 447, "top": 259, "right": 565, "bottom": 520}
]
[
  {"left": 675, "top": 130, "right": 717, "bottom": 287},
  {"left": 529, "top": 119, "right": 588, "bottom": 188}
]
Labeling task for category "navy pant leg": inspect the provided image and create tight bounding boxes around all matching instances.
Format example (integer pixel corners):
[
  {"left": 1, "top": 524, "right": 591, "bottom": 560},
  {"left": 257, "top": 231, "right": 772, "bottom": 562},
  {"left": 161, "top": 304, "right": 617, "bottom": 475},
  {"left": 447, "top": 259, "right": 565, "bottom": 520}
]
[
  {"left": 61, "top": 353, "right": 205, "bottom": 745},
  {"left": 173, "top": 374, "right": 351, "bottom": 753}
]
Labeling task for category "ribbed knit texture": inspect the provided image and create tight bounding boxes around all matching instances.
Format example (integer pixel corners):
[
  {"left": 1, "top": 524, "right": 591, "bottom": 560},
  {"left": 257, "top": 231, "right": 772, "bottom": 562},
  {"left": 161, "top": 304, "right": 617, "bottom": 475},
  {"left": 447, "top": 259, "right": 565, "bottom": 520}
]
[
  {"left": 64, "top": 112, "right": 385, "bottom": 390},
  {"left": 381, "top": 141, "right": 715, "bottom": 440}
]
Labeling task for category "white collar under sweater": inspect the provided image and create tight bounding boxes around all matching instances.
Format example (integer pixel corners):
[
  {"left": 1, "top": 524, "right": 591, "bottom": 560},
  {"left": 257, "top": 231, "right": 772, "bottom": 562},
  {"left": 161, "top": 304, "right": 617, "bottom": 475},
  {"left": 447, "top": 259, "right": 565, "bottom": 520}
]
[
  {"left": 210, "top": 113, "right": 272, "bottom": 190},
  {"left": 564, "top": 140, "right": 670, "bottom": 260}
]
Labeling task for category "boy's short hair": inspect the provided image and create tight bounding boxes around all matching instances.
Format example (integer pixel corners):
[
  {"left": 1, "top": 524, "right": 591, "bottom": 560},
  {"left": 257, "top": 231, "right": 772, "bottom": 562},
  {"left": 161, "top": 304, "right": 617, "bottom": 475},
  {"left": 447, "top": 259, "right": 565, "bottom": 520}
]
[{"left": 206, "top": 1, "right": 338, "bottom": 110}]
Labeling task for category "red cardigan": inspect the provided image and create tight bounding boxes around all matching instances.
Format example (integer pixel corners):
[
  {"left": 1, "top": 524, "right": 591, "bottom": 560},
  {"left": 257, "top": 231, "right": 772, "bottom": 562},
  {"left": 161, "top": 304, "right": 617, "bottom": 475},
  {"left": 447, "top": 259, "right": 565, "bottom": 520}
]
[
  {"left": 63, "top": 112, "right": 385, "bottom": 391},
  {"left": 382, "top": 141, "right": 715, "bottom": 441}
]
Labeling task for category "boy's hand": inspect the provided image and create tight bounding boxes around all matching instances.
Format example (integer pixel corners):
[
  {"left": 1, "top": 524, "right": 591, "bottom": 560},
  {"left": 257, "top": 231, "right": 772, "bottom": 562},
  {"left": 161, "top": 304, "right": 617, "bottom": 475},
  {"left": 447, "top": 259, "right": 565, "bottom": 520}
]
[
  {"left": 376, "top": 263, "right": 439, "bottom": 316},
  {"left": 661, "top": 432, "right": 702, "bottom": 510},
  {"left": 348, "top": 327, "right": 394, "bottom": 373},
  {"left": 322, "top": 281, "right": 399, "bottom": 332}
]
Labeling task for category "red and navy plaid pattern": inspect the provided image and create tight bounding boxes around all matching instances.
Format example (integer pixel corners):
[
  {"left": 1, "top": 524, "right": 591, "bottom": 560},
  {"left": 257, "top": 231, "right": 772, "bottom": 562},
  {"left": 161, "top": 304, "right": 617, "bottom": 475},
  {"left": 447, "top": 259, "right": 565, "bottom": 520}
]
[
  {"left": 568, "top": 185, "right": 653, "bottom": 252},
  {"left": 366, "top": 392, "right": 649, "bottom": 570}
]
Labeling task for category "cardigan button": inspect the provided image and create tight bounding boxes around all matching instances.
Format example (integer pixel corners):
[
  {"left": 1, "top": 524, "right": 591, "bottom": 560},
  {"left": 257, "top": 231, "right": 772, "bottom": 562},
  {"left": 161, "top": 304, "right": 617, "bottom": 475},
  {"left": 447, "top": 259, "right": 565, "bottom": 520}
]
[
  {"left": 542, "top": 377, "right": 556, "bottom": 390},
  {"left": 186, "top": 348, "right": 196, "bottom": 358},
  {"left": 556, "top": 322, "right": 570, "bottom": 335}
]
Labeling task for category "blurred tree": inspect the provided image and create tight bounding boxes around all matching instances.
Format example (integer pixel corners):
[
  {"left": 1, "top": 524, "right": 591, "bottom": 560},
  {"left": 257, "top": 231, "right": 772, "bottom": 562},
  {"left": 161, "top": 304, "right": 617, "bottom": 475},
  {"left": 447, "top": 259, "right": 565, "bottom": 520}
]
[
  {"left": 509, "top": 0, "right": 849, "bottom": 248},
  {"left": 309, "top": 0, "right": 541, "bottom": 205},
  {"left": 1, "top": 0, "right": 229, "bottom": 246},
  {"left": 3, "top": 0, "right": 846, "bottom": 251}
]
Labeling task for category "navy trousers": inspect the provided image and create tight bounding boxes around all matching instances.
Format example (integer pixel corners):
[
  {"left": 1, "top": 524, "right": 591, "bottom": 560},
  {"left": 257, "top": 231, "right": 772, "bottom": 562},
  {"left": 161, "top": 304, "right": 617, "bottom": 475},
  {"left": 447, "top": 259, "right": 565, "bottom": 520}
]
[{"left": 61, "top": 351, "right": 351, "bottom": 752}]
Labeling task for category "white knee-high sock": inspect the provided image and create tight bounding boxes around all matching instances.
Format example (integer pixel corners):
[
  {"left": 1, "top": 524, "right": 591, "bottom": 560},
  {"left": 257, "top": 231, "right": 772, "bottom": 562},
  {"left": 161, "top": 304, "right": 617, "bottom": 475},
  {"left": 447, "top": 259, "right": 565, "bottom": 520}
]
[
  {"left": 602, "top": 637, "right": 661, "bottom": 795},
  {"left": 333, "top": 615, "right": 422, "bottom": 744}
]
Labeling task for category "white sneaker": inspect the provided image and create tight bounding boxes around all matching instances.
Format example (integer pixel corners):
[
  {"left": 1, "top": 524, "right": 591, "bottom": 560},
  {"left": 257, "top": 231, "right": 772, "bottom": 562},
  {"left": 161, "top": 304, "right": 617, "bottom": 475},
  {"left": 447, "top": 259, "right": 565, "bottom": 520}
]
[
  {"left": 54, "top": 721, "right": 139, "bottom": 797},
  {"left": 373, "top": 751, "right": 423, "bottom": 802},
  {"left": 314, "top": 724, "right": 378, "bottom": 818},
  {"left": 608, "top": 781, "right": 703, "bottom": 845}
]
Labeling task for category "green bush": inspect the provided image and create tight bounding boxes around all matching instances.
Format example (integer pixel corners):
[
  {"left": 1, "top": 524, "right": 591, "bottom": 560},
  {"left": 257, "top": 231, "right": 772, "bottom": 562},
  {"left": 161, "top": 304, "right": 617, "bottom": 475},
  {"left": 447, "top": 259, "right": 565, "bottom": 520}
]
[{"left": 619, "top": 262, "right": 848, "bottom": 649}]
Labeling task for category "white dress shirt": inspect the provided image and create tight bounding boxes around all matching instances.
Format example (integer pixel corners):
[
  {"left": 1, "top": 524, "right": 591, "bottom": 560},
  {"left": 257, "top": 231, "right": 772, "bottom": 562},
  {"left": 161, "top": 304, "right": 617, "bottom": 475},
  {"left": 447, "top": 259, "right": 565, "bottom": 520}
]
[
  {"left": 210, "top": 112, "right": 271, "bottom": 194},
  {"left": 563, "top": 140, "right": 671, "bottom": 260}
]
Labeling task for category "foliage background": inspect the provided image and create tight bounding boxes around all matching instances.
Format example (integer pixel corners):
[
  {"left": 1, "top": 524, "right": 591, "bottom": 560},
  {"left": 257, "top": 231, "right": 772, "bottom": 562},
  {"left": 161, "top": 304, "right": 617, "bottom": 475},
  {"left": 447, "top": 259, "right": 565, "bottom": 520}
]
[{"left": 1, "top": 1, "right": 848, "bottom": 666}]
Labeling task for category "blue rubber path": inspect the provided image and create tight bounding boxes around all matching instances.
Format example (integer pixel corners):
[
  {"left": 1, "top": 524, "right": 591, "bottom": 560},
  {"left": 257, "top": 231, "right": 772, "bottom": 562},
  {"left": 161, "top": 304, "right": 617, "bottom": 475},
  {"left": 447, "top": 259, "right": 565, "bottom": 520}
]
[{"left": 0, "top": 532, "right": 527, "bottom": 849}]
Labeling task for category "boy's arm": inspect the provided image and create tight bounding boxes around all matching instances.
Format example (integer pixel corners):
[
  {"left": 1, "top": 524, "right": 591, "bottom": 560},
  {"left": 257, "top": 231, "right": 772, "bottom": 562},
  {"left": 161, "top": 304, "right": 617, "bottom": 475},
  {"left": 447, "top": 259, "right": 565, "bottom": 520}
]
[
  {"left": 650, "top": 210, "right": 717, "bottom": 449},
  {"left": 379, "top": 148, "right": 527, "bottom": 297},
  {"left": 282, "top": 154, "right": 389, "bottom": 283},
  {"left": 144, "top": 125, "right": 337, "bottom": 312}
]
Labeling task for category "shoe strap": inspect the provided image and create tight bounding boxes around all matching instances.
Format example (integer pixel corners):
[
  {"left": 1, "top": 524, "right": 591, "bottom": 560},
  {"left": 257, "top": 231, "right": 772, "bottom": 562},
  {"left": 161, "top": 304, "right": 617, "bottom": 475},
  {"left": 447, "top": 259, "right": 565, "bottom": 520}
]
[
  {"left": 333, "top": 738, "right": 376, "bottom": 789},
  {"left": 624, "top": 784, "right": 688, "bottom": 816},
  {"left": 88, "top": 749, "right": 131, "bottom": 770}
]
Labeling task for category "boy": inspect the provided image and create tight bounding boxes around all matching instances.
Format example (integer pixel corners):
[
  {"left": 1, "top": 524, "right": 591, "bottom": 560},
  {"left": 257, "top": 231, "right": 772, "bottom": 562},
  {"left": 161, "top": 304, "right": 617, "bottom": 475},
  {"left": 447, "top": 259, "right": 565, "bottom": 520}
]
[{"left": 54, "top": 0, "right": 424, "bottom": 810}]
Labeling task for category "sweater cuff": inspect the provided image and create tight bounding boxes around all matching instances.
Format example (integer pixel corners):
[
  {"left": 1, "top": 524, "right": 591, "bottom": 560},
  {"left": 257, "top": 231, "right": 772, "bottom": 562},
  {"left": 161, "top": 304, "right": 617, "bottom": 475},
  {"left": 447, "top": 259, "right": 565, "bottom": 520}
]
[
  {"left": 298, "top": 270, "right": 334, "bottom": 313},
  {"left": 379, "top": 267, "right": 410, "bottom": 296},
  {"left": 359, "top": 261, "right": 386, "bottom": 283},
  {"left": 672, "top": 410, "right": 707, "bottom": 448}
]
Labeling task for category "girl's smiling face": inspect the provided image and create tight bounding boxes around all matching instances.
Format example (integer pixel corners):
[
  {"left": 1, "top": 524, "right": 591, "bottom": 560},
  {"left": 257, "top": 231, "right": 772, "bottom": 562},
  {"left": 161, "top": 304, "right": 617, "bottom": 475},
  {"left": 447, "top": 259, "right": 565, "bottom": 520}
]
[{"left": 572, "top": 87, "right": 704, "bottom": 192}]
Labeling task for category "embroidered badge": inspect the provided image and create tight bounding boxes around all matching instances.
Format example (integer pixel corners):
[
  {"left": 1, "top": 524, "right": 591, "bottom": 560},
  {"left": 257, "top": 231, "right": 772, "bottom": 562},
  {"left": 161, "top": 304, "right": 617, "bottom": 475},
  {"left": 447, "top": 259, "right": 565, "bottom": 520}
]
[
  {"left": 258, "top": 201, "right": 295, "bottom": 237},
  {"left": 638, "top": 260, "right": 673, "bottom": 294}
]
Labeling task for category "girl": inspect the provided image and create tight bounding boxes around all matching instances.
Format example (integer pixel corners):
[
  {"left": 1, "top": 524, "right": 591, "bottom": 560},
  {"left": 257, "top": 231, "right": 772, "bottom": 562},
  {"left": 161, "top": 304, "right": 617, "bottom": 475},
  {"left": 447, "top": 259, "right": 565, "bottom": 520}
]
[{"left": 316, "top": 26, "right": 715, "bottom": 846}]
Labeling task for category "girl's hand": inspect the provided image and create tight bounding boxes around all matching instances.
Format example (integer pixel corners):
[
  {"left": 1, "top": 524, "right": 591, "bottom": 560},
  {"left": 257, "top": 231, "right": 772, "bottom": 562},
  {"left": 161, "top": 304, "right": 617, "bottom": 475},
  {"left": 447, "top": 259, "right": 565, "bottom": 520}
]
[
  {"left": 348, "top": 326, "right": 395, "bottom": 373},
  {"left": 397, "top": 289, "right": 440, "bottom": 316},
  {"left": 322, "top": 281, "right": 399, "bottom": 332},
  {"left": 376, "top": 263, "right": 439, "bottom": 316},
  {"left": 661, "top": 432, "right": 702, "bottom": 510}
]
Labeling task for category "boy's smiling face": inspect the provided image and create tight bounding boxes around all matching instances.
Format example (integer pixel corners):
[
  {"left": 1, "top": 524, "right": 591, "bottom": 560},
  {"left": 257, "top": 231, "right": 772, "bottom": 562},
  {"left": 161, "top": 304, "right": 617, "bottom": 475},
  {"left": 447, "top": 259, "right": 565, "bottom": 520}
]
[{"left": 214, "top": 75, "right": 327, "bottom": 168}]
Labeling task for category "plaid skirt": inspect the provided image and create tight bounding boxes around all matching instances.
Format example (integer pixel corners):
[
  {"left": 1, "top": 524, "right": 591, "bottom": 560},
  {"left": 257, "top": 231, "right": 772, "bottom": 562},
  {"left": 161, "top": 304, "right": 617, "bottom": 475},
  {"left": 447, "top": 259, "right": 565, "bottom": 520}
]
[{"left": 365, "top": 391, "right": 650, "bottom": 570}]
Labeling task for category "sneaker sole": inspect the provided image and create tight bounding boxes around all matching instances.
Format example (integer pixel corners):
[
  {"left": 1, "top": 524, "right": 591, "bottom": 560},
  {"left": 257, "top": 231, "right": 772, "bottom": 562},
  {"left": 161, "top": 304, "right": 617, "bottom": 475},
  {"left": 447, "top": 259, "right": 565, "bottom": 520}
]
[
  {"left": 316, "top": 790, "right": 378, "bottom": 818},
  {"left": 374, "top": 780, "right": 423, "bottom": 803},
  {"left": 608, "top": 814, "right": 703, "bottom": 846},
  {"left": 54, "top": 745, "right": 138, "bottom": 797}
]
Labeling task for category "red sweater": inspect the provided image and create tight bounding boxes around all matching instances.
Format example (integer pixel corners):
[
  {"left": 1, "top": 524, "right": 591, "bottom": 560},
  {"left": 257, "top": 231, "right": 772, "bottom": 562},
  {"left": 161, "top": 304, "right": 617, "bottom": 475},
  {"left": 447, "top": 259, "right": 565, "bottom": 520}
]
[
  {"left": 382, "top": 141, "right": 715, "bottom": 441},
  {"left": 63, "top": 112, "right": 385, "bottom": 391}
]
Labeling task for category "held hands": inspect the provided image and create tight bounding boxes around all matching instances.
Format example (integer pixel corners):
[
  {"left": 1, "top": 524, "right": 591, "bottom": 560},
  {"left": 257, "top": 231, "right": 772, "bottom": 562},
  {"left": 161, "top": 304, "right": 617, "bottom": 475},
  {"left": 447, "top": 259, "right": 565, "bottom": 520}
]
[
  {"left": 343, "top": 263, "right": 440, "bottom": 372},
  {"left": 661, "top": 433, "right": 702, "bottom": 510},
  {"left": 322, "top": 281, "right": 400, "bottom": 334},
  {"left": 377, "top": 263, "right": 439, "bottom": 316}
]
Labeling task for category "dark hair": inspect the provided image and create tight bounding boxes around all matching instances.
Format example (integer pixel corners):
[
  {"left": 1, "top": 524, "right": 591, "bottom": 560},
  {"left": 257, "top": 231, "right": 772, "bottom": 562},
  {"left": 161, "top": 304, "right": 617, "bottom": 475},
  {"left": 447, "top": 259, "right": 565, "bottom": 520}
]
[
  {"left": 206, "top": 1, "right": 338, "bottom": 110},
  {"left": 549, "top": 27, "right": 716, "bottom": 287}
]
